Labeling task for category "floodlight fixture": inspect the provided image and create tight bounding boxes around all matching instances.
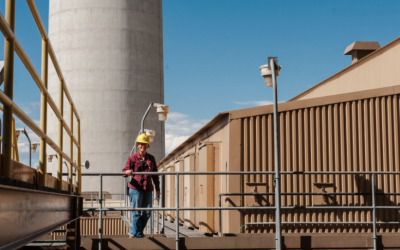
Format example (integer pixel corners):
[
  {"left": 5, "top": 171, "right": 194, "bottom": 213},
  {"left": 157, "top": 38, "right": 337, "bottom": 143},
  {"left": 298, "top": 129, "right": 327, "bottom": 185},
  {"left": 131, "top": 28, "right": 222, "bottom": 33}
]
[
  {"left": 259, "top": 57, "right": 281, "bottom": 88},
  {"left": 152, "top": 103, "right": 170, "bottom": 121},
  {"left": 15, "top": 128, "right": 25, "bottom": 141},
  {"left": 47, "top": 154, "right": 58, "bottom": 163},
  {"left": 144, "top": 129, "right": 156, "bottom": 142},
  {"left": 31, "top": 142, "right": 40, "bottom": 153}
]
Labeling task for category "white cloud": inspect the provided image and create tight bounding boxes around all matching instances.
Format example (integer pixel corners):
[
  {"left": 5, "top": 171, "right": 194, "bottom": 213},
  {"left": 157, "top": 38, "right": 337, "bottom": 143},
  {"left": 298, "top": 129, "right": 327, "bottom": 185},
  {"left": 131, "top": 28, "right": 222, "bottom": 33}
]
[
  {"left": 165, "top": 112, "right": 209, "bottom": 154},
  {"left": 233, "top": 100, "right": 273, "bottom": 106},
  {"left": 17, "top": 142, "right": 30, "bottom": 153},
  {"left": 20, "top": 102, "right": 40, "bottom": 115}
]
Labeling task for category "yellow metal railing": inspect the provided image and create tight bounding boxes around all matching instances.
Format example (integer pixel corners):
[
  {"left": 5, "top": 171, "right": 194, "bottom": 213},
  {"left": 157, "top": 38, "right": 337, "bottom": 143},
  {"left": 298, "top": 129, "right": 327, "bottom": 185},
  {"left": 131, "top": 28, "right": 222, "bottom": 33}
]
[{"left": 0, "top": 0, "right": 82, "bottom": 193}]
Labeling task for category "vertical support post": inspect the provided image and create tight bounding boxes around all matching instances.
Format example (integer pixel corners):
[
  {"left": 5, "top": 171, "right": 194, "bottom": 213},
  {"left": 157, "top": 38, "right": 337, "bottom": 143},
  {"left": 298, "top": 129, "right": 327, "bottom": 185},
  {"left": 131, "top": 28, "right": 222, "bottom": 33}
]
[
  {"left": 57, "top": 80, "right": 64, "bottom": 190},
  {"left": 156, "top": 199, "right": 160, "bottom": 233},
  {"left": 11, "top": 119, "right": 19, "bottom": 161},
  {"left": 1, "top": 0, "right": 15, "bottom": 178},
  {"left": 270, "top": 58, "right": 281, "bottom": 250},
  {"left": 13, "top": 120, "right": 19, "bottom": 162},
  {"left": 77, "top": 118, "right": 81, "bottom": 194},
  {"left": 66, "top": 220, "right": 77, "bottom": 250},
  {"left": 124, "top": 177, "right": 127, "bottom": 218},
  {"left": 99, "top": 174, "right": 103, "bottom": 250},
  {"left": 372, "top": 173, "right": 377, "bottom": 250},
  {"left": 150, "top": 207, "right": 153, "bottom": 234},
  {"left": 161, "top": 174, "right": 165, "bottom": 234},
  {"left": 219, "top": 194, "right": 222, "bottom": 237},
  {"left": 69, "top": 103, "right": 74, "bottom": 191},
  {"left": 38, "top": 37, "right": 48, "bottom": 186},
  {"left": 176, "top": 173, "right": 179, "bottom": 250}
]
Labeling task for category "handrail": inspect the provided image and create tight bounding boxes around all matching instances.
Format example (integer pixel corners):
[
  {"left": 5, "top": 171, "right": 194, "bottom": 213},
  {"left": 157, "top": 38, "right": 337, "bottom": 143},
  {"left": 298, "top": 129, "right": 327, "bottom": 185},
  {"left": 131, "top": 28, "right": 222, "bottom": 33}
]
[
  {"left": 26, "top": 0, "right": 80, "bottom": 121},
  {"left": 13, "top": 32, "right": 80, "bottom": 148},
  {"left": 0, "top": 0, "right": 82, "bottom": 194},
  {"left": 0, "top": 92, "right": 79, "bottom": 170},
  {"left": 83, "top": 171, "right": 397, "bottom": 250}
]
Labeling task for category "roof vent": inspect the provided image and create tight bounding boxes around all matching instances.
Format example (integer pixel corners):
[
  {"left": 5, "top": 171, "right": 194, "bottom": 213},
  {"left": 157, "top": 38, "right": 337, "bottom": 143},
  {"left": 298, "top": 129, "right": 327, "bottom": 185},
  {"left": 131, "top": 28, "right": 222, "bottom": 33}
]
[{"left": 344, "top": 41, "right": 380, "bottom": 64}]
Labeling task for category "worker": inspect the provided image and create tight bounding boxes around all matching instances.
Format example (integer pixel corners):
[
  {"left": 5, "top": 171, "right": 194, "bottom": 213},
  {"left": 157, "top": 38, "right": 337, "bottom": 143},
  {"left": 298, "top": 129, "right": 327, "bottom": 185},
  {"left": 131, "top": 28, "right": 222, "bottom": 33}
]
[{"left": 122, "top": 133, "right": 160, "bottom": 238}]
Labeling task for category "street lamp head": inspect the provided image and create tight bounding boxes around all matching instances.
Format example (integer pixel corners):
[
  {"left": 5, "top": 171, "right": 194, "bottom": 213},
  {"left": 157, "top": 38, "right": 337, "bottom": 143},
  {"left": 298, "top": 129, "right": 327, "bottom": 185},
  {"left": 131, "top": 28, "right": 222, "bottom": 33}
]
[
  {"left": 15, "top": 128, "right": 26, "bottom": 141},
  {"left": 259, "top": 64, "right": 281, "bottom": 88},
  {"left": 31, "top": 142, "right": 40, "bottom": 153},
  {"left": 144, "top": 129, "right": 156, "bottom": 142},
  {"left": 156, "top": 105, "right": 169, "bottom": 121},
  {"left": 47, "top": 154, "right": 58, "bottom": 163}
]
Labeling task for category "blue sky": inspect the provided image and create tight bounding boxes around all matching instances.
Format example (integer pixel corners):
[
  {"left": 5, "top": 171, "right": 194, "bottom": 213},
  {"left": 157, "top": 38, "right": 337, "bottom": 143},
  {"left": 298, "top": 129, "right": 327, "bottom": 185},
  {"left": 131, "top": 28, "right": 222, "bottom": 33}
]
[{"left": 1, "top": 0, "right": 400, "bottom": 159}]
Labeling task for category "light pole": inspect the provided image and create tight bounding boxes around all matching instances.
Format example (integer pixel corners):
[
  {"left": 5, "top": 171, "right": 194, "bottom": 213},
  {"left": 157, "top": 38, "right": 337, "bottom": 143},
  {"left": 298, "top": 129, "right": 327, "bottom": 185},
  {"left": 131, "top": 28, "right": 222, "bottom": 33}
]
[
  {"left": 16, "top": 128, "right": 32, "bottom": 167},
  {"left": 259, "top": 57, "right": 282, "bottom": 250},
  {"left": 130, "top": 103, "right": 169, "bottom": 155}
]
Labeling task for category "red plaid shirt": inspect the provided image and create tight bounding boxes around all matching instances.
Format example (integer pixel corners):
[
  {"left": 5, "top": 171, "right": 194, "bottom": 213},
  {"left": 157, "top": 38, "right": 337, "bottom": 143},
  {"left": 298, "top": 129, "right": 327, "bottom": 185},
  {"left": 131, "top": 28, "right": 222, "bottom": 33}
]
[{"left": 122, "top": 152, "right": 160, "bottom": 192}]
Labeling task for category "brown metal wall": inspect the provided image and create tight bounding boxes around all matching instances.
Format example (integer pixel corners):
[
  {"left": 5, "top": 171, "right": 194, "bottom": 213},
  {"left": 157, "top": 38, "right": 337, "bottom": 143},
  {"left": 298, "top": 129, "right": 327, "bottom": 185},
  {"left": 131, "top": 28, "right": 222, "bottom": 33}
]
[{"left": 238, "top": 94, "right": 400, "bottom": 233}]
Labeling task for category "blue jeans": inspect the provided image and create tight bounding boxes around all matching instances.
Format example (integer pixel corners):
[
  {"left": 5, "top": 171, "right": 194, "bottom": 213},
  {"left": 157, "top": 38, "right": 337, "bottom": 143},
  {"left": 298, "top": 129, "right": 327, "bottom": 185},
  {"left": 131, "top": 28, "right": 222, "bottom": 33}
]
[{"left": 128, "top": 188, "right": 153, "bottom": 238}]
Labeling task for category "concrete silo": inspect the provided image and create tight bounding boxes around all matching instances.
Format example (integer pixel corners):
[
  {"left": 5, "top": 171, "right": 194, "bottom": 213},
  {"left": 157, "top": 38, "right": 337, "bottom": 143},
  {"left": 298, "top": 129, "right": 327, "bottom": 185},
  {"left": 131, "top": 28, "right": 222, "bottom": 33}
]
[{"left": 47, "top": 0, "right": 164, "bottom": 196}]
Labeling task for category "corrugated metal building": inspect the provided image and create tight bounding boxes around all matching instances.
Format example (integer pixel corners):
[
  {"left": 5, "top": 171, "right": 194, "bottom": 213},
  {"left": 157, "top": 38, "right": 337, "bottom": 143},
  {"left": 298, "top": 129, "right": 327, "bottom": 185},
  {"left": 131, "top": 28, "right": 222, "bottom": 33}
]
[{"left": 157, "top": 37, "right": 400, "bottom": 235}]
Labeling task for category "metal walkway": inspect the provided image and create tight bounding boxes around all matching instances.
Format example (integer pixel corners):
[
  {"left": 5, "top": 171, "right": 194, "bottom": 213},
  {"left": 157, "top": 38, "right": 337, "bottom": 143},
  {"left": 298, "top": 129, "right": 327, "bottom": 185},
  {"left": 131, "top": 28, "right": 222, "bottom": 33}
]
[{"left": 157, "top": 220, "right": 207, "bottom": 238}]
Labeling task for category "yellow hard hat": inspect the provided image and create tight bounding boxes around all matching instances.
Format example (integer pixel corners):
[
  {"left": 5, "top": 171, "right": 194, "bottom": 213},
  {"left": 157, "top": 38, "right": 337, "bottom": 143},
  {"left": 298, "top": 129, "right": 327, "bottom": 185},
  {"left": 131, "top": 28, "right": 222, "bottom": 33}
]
[{"left": 136, "top": 133, "right": 150, "bottom": 144}]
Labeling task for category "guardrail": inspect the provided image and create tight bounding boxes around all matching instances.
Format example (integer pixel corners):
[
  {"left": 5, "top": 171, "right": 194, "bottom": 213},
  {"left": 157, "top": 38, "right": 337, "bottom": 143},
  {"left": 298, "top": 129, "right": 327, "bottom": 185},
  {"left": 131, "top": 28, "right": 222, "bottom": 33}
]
[
  {"left": 82, "top": 171, "right": 400, "bottom": 250},
  {"left": 0, "top": 0, "right": 81, "bottom": 193}
]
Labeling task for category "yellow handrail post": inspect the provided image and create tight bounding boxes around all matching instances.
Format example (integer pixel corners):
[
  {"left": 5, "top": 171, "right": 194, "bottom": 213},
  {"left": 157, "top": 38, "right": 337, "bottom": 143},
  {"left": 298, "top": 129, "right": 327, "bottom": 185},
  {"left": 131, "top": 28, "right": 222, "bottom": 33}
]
[
  {"left": 38, "top": 38, "right": 48, "bottom": 186},
  {"left": 77, "top": 118, "right": 81, "bottom": 194},
  {"left": 12, "top": 119, "right": 19, "bottom": 162},
  {"left": 1, "top": 0, "right": 15, "bottom": 178},
  {"left": 11, "top": 118, "right": 15, "bottom": 160},
  {"left": 57, "top": 79, "right": 64, "bottom": 190},
  {"left": 68, "top": 103, "right": 73, "bottom": 192}
]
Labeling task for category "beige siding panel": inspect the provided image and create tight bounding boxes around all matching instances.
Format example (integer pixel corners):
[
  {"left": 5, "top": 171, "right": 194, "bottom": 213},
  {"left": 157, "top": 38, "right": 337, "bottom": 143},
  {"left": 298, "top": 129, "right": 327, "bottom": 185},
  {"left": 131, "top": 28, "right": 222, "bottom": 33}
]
[
  {"left": 293, "top": 40, "right": 400, "bottom": 101},
  {"left": 175, "top": 160, "right": 185, "bottom": 224},
  {"left": 236, "top": 93, "right": 400, "bottom": 234},
  {"left": 166, "top": 165, "right": 175, "bottom": 221},
  {"left": 199, "top": 144, "right": 215, "bottom": 233},
  {"left": 184, "top": 153, "right": 195, "bottom": 227}
]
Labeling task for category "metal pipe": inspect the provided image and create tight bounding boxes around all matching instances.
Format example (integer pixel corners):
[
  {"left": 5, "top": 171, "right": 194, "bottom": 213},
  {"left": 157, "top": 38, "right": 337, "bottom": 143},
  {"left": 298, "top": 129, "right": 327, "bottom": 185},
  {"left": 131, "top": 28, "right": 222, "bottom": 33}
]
[
  {"left": 69, "top": 103, "right": 73, "bottom": 190},
  {"left": 84, "top": 206, "right": 277, "bottom": 211},
  {"left": 1, "top": 0, "right": 15, "bottom": 178},
  {"left": 271, "top": 58, "right": 281, "bottom": 250},
  {"left": 38, "top": 38, "right": 48, "bottom": 186},
  {"left": 150, "top": 207, "right": 153, "bottom": 234},
  {"left": 175, "top": 173, "right": 179, "bottom": 250},
  {"left": 57, "top": 79, "right": 64, "bottom": 190},
  {"left": 77, "top": 119, "right": 81, "bottom": 194},
  {"left": 81, "top": 171, "right": 400, "bottom": 176},
  {"left": 156, "top": 200, "right": 159, "bottom": 234},
  {"left": 83, "top": 205, "right": 400, "bottom": 211},
  {"left": 99, "top": 174, "right": 103, "bottom": 250},
  {"left": 130, "top": 102, "right": 153, "bottom": 155},
  {"left": 219, "top": 192, "right": 400, "bottom": 196},
  {"left": 161, "top": 175, "right": 165, "bottom": 234},
  {"left": 219, "top": 194, "right": 222, "bottom": 237},
  {"left": 372, "top": 173, "right": 377, "bottom": 250},
  {"left": 140, "top": 103, "right": 153, "bottom": 135}
]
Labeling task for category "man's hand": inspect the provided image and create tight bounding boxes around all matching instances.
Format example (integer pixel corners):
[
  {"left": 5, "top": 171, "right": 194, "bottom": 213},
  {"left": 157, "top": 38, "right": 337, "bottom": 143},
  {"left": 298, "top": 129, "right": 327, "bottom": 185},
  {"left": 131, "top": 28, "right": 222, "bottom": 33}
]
[
  {"left": 156, "top": 191, "right": 161, "bottom": 197},
  {"left": 126, "top": 170, "right": 132, "bottom": 175}
]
